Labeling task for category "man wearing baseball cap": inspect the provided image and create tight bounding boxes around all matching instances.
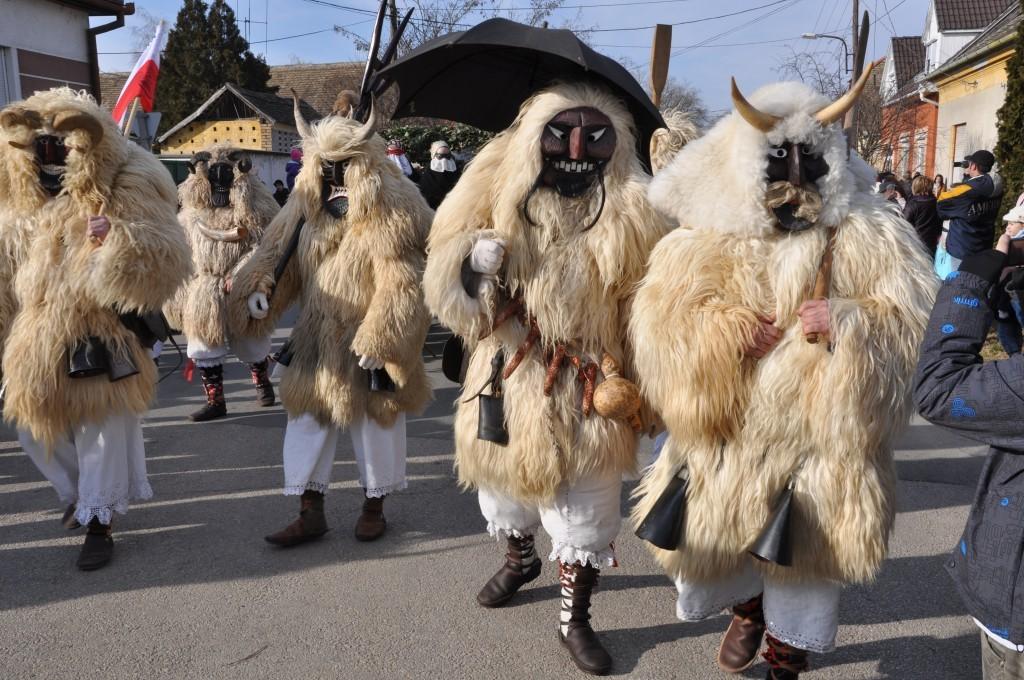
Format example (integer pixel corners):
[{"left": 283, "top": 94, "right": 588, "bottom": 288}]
[{"left": 936, "top": 149, "right": 1002, "bottom": 275}]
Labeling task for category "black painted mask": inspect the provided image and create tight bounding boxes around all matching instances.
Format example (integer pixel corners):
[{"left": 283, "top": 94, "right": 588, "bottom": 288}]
[
  {"left": 321, "top": 159, "right": 350, "bottom": 219},
  {"left": 35, "top": 134, "right": 68, "bottom": 196},
  {"left": 539, "top": 107, "right": 616, "bottom": 198},
  {"left": 765, "top": 141, "right": 830, "bottom": 232}
]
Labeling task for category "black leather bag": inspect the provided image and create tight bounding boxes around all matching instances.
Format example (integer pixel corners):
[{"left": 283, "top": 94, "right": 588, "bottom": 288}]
[
  {"left": 635, "top": 468, "right": 688, "bottom": 550},
  {"left": 441, "top": 334, "right": 466, "bottom": 384},
  {"left": 107, "top": 347, "right": 140, "bottom": 382},
  {"left": 273, "top": 339, "right": 294, "bottom": 366},
  {"left": 68, "top": 336, "right": 109, "bottom": 379},
  {"left": 119, "top": 310, "right": 172, "bottom": 346}
]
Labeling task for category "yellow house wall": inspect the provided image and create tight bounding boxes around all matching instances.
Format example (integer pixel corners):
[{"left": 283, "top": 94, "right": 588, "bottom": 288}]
[
  {"left": 162, "top": 118, "right": 272, "bottom": 154},
  {"left": 933, "top": 50, "right": 1012, "bottom": 181}
]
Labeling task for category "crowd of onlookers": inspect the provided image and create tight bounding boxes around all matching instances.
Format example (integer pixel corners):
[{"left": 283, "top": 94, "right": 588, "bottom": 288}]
[{"left": 268, "top": 138, "right": 465, "bottom": 211}]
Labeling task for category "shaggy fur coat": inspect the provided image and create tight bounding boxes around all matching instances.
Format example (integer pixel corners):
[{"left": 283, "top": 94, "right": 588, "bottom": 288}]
[
  {"left": 227, "top": 115, "right": 433, "bottom": 428},
  {"left": 167, "top": 145, "right": 279, "bottom": 347},
  {"left": 423, "top": 83, "right": 671, "bottom": 504},
  {"left": 0, "top": 88, "right": 191, "bottom": 451},
  {"left": 0, "top": 132, "right": 34, "bottom": 363},
  {"left": 629, "top": 82, "right": 937, "bottom": 585}
]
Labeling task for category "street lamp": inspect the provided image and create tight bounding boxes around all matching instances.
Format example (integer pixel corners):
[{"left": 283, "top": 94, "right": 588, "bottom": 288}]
[{"left": 802, "top": 33, "right": 851, "bottom": 73}]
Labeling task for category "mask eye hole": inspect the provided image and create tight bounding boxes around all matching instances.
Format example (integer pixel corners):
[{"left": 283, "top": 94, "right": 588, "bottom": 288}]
[
  {"left": 547, "top": 125, "right": 567, "bottom": 140},
  {"left": 768, "top": 146, "right": 787, "bottom": 159},
  {"left": 588, "top": 127, "right": 607, "bottom": 142},
  {"left": 800, "top": 144, "right": 816, "bottom": 156}
]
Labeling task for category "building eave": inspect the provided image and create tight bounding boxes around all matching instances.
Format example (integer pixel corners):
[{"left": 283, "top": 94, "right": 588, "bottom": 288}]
[{"left": 930, "top": 44, "right": 1015, "bottom": 86}]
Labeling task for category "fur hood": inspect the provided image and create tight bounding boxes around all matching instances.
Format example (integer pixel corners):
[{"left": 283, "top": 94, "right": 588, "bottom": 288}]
[{"left": 650, "top": 81, "right": 858, "bottom": 236}]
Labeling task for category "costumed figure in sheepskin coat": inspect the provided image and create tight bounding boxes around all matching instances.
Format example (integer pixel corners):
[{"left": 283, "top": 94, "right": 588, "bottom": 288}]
[
  {"left": 228, "top": 98, "right": 433, "bottom": 546},
  {"left": 629, "top": 65, "right": 937, "bottom": 679},
  {"left": 0, "top": 88, "right": 190, "bottom": 571},
  {"left": 423, "top": 81, "right": 670, "bottom": 675},
  {"left": 168, "top": 144, "right": 280, "bottom": 422}
]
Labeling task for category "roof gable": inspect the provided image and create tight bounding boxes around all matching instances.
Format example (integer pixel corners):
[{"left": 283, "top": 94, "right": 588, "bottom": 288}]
[
  {"left": 891, "top": 36, "right": 925, "bottom": 90},
  {"left": 267, "top": 62, "right": 363, "bottom": 118},
  {"left": 931, "top": 1, "right": 1021, "bottom": 76},
  {"left": 934, "top": 0, "right": 1013, "bottom": 31}
]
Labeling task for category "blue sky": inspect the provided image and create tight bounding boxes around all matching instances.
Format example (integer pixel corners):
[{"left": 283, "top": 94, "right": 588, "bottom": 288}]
[{"left": 94, "top": 0, "right": 930, "bottom": 116}]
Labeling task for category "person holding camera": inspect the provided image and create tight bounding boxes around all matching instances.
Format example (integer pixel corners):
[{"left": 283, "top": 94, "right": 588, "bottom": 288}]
[
  {"left": 935, "top": 150, "right": 1002, "bottom": 277},
  {"left": 915, "top": 231, "right": 1024, "bottom": 678}
]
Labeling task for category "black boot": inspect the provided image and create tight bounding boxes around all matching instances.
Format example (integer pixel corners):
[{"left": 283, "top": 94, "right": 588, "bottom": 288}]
[
  {"left": 61, "top": 504, "right": 81, "bottom": 530},
  {"left": 190, "top": 364, "right": 227, "bottom": 422},
  {"left": 250, "top": 359, "right": 275, "bottom": 407},
  {"left": 77, "top": 518, "right": 113, "bottom": 571},
  {"left": 763, "top": 634, "right": 809, "bottom": 679},
  {"left": 476, "top": 534, "right": 542, "bottom": 607},
  {"left": 558, "top": 561, "right": 612, "bottom": 676}
]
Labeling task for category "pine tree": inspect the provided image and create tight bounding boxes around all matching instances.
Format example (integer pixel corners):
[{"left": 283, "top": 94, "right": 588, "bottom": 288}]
[
  {"left": 155, "top": 0, "right": 274, "bottom": 134},
  {"left": 994, "top": 0, "right": 1024, "bottom": 219}
]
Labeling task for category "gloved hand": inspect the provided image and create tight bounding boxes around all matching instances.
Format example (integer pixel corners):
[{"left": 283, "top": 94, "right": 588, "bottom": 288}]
[
  {"left": 248, "top": 291, "right": 269, "bottom": 319},
  {"left": 469, "top": 238, "right": 506, "bottom": 276},
  {"left": 357, "top": 354, "right": 385, "bottom": 371}
]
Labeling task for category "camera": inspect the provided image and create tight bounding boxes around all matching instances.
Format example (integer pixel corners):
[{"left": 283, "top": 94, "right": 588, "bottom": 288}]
[{"left": 952, "top": 159, "right": 970, "bottom": 169}]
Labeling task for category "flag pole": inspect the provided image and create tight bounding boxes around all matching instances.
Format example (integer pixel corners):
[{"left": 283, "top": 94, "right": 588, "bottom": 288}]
[{"left": 122, "top": 96, "right": 141, "bottom": 137}]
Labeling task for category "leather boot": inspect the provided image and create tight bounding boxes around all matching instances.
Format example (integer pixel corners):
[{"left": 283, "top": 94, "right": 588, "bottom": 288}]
[
  {"left": 558, "top": 561, "right": 612, "bottom": 676},
  {"left": 250, "top": 359, "right": 275, "bottom": 407},
  {"left": 476, "top": 534, "right": 542, "bottom": 607},
  {"left": 354, "top": 494, "right": 386, "bottom": 541},
  {"left": 264, "top": 490, "right": 329, "bottom": 547},
  {"left": 763, "top": 634, "right": 809, "bottom": 679},
  {"left": 76, "top": 518, "right": 113, "bottom": 571},
  {"left": 61, "top": 504, "right": 81, "bottom": 530},
  {"left": 190, "top": 365, "right": 227, "bottom": 422},
  {"left": 718, "top": 594, "right": 766, "bottom": 673}
]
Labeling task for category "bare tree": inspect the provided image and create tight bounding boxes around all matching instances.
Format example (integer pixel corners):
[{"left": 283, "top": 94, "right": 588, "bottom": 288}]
[
  {"left": 130, "top": 8, "right": 166, "bottom": 54},
  {"left": 659, "top": 78, "right": 710, "bottom": 130}
]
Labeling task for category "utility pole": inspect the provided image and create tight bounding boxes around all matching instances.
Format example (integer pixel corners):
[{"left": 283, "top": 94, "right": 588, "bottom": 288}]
[{"left": 845, "top": 2, "right": 871, "bottom": 154}]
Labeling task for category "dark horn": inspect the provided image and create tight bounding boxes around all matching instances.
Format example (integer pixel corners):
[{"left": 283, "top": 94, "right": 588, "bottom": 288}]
[{"left": 52, "top": 110, "right": 104, "bottom": 145}]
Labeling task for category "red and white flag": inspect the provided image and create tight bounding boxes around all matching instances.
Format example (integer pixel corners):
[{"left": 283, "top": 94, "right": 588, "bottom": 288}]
[{"left": 112, "top": 20, "right": 168, "bottom": 127}]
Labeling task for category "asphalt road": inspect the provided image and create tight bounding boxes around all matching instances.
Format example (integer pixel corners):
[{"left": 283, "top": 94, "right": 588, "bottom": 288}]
[{"left": 0, "top": 321, "right": 985, "bottom": 680}]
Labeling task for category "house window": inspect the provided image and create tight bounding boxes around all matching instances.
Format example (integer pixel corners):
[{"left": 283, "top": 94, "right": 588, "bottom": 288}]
[
  {"left": 897, "top": 134, "right": 910, "bottom": 175},
  {"left": 914, "top": 129, "right": 928, "bottom": 175},
  {"left": 0, "top": 47, "right": 13, "bottom": 107}
]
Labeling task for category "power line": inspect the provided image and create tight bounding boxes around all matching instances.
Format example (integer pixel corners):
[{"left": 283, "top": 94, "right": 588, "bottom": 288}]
[
  {"left": 671, "top": 0, "right": 804, "bottom": 58},
  {"left": 589, "top": 0, "right": 794, "bottom": 33}
]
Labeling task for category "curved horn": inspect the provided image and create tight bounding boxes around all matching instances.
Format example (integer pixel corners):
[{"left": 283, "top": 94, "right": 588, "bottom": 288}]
[
  {"left": 291, "top": 88, "right": 312, "bottom": 138},
  {"left": 0, "top": 107, "right": 42, "bottom": 132},
  {"left": 52, "top": 110, "right": 104, "bottom": 145},
  {"left": 354, "top": 98, "right": 377, "bottom": 144},
  {"left": 731, "top": 77, "right": 782, "bottom": 133},
  {"left": 814, "top": 59, "right": 884, "bottom": 126}
]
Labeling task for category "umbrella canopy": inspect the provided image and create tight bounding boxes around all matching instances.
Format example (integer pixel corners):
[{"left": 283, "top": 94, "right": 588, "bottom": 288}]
[{"left": 375, "top": 18, "right": 665, "bottom": 169}]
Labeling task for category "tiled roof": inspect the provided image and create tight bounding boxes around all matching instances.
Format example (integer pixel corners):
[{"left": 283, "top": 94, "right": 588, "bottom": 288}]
[
  {"left": 156, "top": 83, "right": 320, "bottom": 143},
  {"left": 267, "top": 62, "right": 363, "bottom": 118},
  {"left": 891, "top": 36, "right": 925, "bottom": 90},
  {"left": 931, "top": 2, "right": 1021, "bottom": 77},
  {"left": 99, "top": 61, "right": 364, "bottom": 117},
  {"left": 934, "top": 0, "right": 1013, "bottom": 31}
]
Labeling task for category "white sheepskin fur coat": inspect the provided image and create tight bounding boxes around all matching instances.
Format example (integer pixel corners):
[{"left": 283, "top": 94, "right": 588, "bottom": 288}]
[
  {"left": 630, "top": 81, "right": 937, "bottom": 585},
  {"left": 423, "top": 82, "right": 672, "bottom": 504}
]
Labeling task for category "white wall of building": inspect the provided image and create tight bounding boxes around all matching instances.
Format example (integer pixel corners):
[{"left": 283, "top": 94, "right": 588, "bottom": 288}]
[
  {"left": 934, "top": 86, "right": 1005, "bottom": 183},
  {"left": 0, "top": 0, "right": 89, "bottom": 63}
]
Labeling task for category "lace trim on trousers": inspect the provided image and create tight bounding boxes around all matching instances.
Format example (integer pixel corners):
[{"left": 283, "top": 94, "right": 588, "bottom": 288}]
[
  {"left": 363, "top": 481, "right": 407, "bottom": 498},
  {"left": 486, "top": 521, "right": 540, "bottom": 541},
  {"left": 73, "top": 479, "right": 154, "bottom": 526},
  {"left": 284, "top": 481, "right": 330, "bottom": 496},
  {"left": 549, "top": 542, "right": 616, "bottom": 568}
]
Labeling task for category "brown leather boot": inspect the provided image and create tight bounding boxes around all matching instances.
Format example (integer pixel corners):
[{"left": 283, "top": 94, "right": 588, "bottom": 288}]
[
  {"left": 558, "top": 561, "right": 612, "bottom": 676},
  {"left": 190, "top": 365, "right": 227, "bottom": 422},
  {"left": 718, "top": 594, "right": 766, "bottom": 673},
  {"left": 476, "top": 534, "right": 542, "bottom": 607},
  {"left": 763, "top": 634, "right": 809, "bottom": 679},
  {"left": 354, "top": 494, "right": 387, "bottom": 541},
  {"left": 264, "top": 490, "right": 329, "bottom": 547},
  {"left": 250, "top": 359, "right": 275, "bottom": 407},
  {"left": 77, "top": 518, "right": 113, "bottom": 571}
]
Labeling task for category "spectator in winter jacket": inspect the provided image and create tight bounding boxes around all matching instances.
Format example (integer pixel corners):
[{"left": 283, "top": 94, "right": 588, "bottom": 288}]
[
  {"left": 272, "top": 180, "right": 290, "bottom": 207},
  {"left": 937, "top": 150, "right": 1001, "bottom": 270},
  {"left": 994, "top": 207, "right": 1024, "bottom": 355},
  {"left": 934, "top": 174, "right": 946, "bottom": 197},
  {"left": 903, "top": 175, "right": 942, "bottom": 255},
  {"left": 882, "top": 181, "right": 905, "bottom": 208},
  {"left": 915, "top": 232, "right": 1024, "bottom": 678},
  {"left": 417, "top": 140, "right": 461, "bottom": 209},
  {"left": 285, "top": 148, "right": 302, "bottom": 191}
]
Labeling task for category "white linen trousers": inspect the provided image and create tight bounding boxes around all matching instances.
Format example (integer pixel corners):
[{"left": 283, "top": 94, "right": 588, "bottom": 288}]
[
  {"left": 478, "top": 467, "right": 623, "bottom": 568},
  {"left": 282, "top": 412, "right": 407, "bottom": 498},
  {"left": 19, "top": 411, "right": 151, "bottom": 526},
  {"left": 187, "top": 334, "right": 272, "bottom": 368}
]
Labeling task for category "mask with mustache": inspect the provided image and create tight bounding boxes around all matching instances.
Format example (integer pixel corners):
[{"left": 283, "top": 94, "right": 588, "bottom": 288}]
[{"left": 764, "top": 142, "right": 830, "bottom": 232}]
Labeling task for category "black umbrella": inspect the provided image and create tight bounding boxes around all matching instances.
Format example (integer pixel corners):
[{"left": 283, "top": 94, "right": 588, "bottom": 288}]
[{"left": 374, "top": 18, "right": 665, "bottom": 169}]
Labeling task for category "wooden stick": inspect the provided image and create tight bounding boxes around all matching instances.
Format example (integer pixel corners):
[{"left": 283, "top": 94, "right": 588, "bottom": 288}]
[
  {"left": 805, "top": 228, "right": 836, "bottom": 345},
  {"left": 122, "top": 97, "right": 141, "bottom": 138},
  {"left": 649, "top": 25, "right": 672, "bottom": 108}
]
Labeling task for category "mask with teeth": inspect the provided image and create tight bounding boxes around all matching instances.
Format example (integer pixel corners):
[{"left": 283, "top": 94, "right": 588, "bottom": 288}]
[
  {"left": 207, "top": 162, "right": 235, "bottom": 208},
  {"left": 321, "top": 159, "right": 350, "bottom": 218},
  {"left": 539, "top": 107, "right": 616, "bottom": 198},
  {"left": 35, "top": 134, "right": 68, "bottom": 196}
]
